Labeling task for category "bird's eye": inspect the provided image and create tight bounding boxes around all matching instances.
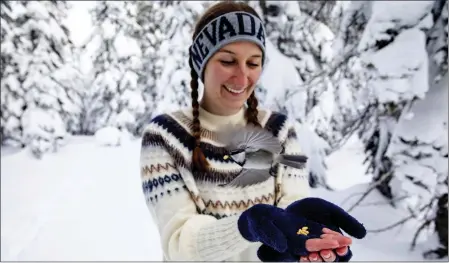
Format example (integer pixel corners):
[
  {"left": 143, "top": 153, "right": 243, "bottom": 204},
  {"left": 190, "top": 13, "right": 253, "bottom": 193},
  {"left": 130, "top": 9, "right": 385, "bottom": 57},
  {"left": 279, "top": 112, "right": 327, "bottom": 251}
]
[{"left": 223, "top": 155, "right": 229, "bottom": 160}]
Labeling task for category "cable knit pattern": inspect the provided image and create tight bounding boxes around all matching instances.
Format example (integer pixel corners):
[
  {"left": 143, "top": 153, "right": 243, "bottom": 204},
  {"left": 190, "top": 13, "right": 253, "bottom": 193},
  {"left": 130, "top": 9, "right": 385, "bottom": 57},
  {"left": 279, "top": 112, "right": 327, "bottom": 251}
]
[{"left": 140, "top": 106, "right": 310, "bottom": 261}]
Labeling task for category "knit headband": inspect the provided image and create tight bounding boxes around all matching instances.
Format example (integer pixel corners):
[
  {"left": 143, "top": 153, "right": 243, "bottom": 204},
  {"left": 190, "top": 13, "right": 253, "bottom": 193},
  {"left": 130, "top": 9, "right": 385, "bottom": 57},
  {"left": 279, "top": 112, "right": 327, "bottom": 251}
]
[{"left": 189, "top": 11, "right": 267, "bottom": 79}]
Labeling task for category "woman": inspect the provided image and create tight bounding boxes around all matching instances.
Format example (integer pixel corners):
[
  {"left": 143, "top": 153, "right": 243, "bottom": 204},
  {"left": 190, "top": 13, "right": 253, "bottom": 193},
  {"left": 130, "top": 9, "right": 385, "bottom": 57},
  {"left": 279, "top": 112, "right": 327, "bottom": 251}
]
[{"left": 140, "top": 1, "right": 357, "bottom": 262}]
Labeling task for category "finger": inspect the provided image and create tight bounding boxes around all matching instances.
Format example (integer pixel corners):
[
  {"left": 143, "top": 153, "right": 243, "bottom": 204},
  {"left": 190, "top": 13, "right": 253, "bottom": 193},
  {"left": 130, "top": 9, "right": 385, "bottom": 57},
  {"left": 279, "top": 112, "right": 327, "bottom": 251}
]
[
  {"left": 308, "top": 252, "right": 322, "bottom": 262},
  {"left": 320, "top": 249, "right": 336, "bottom": 262},
  {"left": 336, "top": 246, "right": 349, "bottom": 256},
  {"left": 322, "top": 228, "right": 342, "bottom": 236},
  {"left": 320, "top": 234, "right": 352, "bottom": 246},
  {"left": 336, "top": 247, "right": 353, "bottom": 261},
  {"left": 299, "top": 256, "right": 309, "bottom": 262},
  {"left": 305, "top": 238, "right": 339, "bottom": 252}
]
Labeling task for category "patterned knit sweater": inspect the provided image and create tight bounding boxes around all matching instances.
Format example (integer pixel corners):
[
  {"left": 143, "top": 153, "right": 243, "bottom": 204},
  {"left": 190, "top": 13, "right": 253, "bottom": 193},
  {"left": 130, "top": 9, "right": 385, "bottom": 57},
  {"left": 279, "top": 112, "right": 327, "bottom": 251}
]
[{"left": 140, "top": 106, "right": 310, "bottom": 261}]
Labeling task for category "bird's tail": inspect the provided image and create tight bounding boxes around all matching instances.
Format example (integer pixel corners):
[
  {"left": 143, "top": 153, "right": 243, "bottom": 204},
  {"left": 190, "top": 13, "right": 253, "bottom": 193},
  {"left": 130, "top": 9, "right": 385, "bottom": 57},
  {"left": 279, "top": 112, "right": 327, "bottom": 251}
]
[{"left": 276, "top": 154, "right": 308, "bottom": 169}]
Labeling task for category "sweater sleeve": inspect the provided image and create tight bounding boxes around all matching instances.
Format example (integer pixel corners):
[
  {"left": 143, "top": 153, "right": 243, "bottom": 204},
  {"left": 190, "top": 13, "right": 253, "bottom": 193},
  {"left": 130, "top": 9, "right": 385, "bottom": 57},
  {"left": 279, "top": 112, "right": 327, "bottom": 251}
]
[
  {"left": 275, "top": 119, "right": 311, "bottom": 209},
  {"left": 140, "top": 124, "right": 252, "bottom": 261}
]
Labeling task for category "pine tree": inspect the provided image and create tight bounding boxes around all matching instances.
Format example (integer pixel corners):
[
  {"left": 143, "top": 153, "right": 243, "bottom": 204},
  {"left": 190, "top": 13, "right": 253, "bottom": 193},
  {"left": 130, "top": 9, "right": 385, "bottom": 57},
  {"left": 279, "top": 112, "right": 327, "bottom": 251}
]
[
  {"left": 1, "top": 0, "right": 22, "bottom": 146},
  {"left": 355, "top": 1, "right": 437, "bottom": 204},
  {"left": 1, "top": 1, "right": 79, "bottom": 158},
  {"left": 82, "top": 1, "right": 144, "bottom": 135},
  {"left": 326, "top": 1, "right": 371, "bottom": 151},
  {"left": 386, "top": 1, "right": 448, "bottom": 258},
  {"left": 131, "top": 1, "right": 177, "bottom": 134},
  {"left": 152, "top": 1, "right": 210, "bottom": 115}
]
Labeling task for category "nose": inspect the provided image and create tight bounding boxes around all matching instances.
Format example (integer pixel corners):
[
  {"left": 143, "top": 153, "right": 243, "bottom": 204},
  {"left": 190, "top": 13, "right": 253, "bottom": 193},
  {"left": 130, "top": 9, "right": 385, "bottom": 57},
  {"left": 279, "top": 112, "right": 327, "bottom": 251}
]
[{"left": 232, "top": 63, "right": 249, "bottom": 88}]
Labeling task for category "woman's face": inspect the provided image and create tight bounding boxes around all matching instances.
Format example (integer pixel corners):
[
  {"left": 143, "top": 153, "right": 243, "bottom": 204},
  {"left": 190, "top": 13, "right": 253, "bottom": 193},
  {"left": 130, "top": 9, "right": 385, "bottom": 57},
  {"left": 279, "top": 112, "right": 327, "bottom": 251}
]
[{"left": 201, "top": 41, "right": 263, "bottom": 115}]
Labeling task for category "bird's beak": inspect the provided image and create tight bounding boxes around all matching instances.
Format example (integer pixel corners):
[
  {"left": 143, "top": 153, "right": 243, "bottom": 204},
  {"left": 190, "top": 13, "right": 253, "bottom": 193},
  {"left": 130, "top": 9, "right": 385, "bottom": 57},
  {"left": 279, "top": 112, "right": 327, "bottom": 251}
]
[{"left": 223, "top": 154, "right": 235, "bottom": 162}]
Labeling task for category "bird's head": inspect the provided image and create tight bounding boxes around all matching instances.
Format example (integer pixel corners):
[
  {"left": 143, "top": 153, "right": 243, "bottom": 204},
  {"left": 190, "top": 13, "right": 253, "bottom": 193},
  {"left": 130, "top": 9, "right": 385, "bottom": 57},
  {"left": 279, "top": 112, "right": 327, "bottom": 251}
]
[{"left": 223, "top": 149, "right": 246, "bottom": 166}]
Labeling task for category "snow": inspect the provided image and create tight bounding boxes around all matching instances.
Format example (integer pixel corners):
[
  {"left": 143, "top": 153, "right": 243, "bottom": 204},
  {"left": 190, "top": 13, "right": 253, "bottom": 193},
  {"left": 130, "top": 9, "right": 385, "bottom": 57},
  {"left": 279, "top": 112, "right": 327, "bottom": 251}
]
[
  {"left": 1, "top": 136, "right": 445, "bottom": 261},
  {"left": 94, "top": 126, "right": 123, "bottom": 147},
  {"left": 21, "top": 107, "right": 67, "bottom": 159},
  {"left": 325, "top": 134, "right": 371, "bottom": 190},
  {"left": 358, "top": 1, "right": 434, "bottom": 52},
  {"left": 1, "top": 0, "right": 446, "bottom": 261},
  {"left": 259, "top": 39, "right": 305, "bottom": 116},
  {"left": 361, "top": 28, "right": 429, "bottom": 103},
  {"left": 1, "top": 137, "right": 158, "bottom": 261},
  {"left": 385, "top": 72, "right": 448, "bottom": 210}
]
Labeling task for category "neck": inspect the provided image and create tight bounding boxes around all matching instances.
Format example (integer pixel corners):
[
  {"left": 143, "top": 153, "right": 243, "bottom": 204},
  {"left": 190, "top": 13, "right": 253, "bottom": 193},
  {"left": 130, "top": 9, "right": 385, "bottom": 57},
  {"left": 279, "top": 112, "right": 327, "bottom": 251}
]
[
  {"left": 200, "top": 100, "right": 240, "bottom": 116},
  {"left": 190, "top": 104, "right": 247, "bottom": 131}
]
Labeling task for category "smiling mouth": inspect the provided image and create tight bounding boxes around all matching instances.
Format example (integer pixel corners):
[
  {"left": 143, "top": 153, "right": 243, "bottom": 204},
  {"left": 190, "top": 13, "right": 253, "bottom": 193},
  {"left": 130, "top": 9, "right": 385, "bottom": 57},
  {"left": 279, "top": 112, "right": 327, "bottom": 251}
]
[{"left": 222, "top": 85, "right": 245, "bottom": 95}]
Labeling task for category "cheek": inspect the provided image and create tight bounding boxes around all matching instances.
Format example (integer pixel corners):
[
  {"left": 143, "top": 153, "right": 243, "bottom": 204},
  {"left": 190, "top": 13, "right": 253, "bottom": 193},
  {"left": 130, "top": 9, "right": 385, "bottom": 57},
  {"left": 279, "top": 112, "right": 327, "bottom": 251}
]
[
  {"left": 208, "top": 67, "right": 232, "bottom": 87},
  {"left": 248, "top": 70, "right": 263, "bottom": 87}
]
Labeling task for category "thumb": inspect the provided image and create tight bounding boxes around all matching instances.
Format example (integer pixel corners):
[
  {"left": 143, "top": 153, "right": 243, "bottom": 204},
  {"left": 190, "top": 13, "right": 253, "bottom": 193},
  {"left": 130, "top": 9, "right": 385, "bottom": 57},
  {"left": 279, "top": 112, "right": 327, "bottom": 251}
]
[{"left": 324, "top": 200, "right": 366, "bottom": 239}]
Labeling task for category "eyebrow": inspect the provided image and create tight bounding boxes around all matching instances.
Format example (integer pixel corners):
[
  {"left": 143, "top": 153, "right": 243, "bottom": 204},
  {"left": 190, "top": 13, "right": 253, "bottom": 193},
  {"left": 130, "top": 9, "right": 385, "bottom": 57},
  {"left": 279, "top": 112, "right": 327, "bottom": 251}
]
[{"left": 218, "top": 49, "right": 262, "bottom": 58}]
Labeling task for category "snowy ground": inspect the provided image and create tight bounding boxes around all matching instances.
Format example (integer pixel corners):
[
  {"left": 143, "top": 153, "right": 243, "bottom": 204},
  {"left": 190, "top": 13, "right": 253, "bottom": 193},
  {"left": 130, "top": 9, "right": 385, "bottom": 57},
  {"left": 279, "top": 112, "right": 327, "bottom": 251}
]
[{"left": 1, "top": 134, "right": 445, "bottom": 261}]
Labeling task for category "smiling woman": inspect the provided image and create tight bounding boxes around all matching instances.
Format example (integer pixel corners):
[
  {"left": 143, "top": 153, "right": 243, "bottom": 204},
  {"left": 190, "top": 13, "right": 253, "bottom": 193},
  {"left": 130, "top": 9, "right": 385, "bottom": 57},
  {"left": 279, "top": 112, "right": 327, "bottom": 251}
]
[
  {"left": 138, "top": 1, "right": 357, "bottom": 262},
  {"left": 201, "top": 42, "right": 263, "bottom": 116}
]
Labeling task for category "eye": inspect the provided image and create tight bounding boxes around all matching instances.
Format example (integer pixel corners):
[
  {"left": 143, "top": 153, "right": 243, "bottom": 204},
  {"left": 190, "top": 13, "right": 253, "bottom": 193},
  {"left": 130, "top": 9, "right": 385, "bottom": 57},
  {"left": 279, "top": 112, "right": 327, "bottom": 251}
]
[
  {"left": 247, "top": 62, "right": 260, "bottom": 68},
  {"left": 220, "top": 60, "right": 235, "bottom": 66},
  {"left": 223, "top": 155, "right": 230, "bottom": 160}
]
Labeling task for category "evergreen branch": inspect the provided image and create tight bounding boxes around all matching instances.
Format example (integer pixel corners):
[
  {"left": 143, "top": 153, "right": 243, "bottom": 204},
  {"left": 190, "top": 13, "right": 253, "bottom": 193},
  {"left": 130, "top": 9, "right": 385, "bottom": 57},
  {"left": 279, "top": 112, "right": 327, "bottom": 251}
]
[
  {"left": 357, "top": 195, "right": 410, "bottom": 207},
  {"left": 367, "top": 198, "right": 436, "bottom": 233},
  {"left": 340, "top": 170, "right": 393, "bottom": 212}
]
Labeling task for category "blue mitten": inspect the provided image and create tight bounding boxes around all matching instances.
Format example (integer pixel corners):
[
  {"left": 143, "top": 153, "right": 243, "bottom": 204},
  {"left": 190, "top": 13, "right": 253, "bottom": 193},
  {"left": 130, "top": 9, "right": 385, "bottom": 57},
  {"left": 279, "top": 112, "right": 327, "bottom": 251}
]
[
  {"left": 285, "top": 197, "right": 366, "bottom": 239},
  {"left": 286, "top": 197, "right": 366, "bottom": 261},
  {"left": 257, "top": 197, "right": 367, "bottom": 262},
  {"left": 237, "top": 203, "right": 329, "bottom": 256}
]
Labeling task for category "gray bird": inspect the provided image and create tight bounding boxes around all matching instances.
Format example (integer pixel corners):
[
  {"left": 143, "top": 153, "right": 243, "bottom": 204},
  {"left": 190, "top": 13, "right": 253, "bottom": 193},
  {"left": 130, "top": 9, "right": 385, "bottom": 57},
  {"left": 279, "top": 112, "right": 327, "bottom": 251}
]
[{"left": 216, "top": 124, "right": 308, "bottom": 187}]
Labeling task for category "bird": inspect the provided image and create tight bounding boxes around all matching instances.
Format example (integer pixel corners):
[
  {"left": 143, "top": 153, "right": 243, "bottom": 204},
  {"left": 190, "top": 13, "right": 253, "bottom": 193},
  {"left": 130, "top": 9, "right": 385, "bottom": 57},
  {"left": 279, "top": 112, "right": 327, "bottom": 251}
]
[{"left": 216, "top": 124, "right": 308, "bottom": 187}]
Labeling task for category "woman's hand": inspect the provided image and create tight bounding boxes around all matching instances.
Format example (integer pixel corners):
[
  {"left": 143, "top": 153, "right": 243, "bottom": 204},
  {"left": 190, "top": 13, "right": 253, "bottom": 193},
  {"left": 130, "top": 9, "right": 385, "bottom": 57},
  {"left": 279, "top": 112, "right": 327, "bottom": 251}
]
[{"left": 300, "top": 228, "right": 352, "bottom": 262}]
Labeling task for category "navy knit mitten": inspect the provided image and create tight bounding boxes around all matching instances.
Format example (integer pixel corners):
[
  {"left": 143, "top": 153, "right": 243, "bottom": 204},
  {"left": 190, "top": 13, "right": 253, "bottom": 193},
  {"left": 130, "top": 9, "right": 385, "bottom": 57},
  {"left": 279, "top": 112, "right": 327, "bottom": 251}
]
[
  {"left": 237, "top": 204, "right": 328, "bottom": 256},
  {"left": 257, "top": 197, "right": 367, "bottom": 262}
]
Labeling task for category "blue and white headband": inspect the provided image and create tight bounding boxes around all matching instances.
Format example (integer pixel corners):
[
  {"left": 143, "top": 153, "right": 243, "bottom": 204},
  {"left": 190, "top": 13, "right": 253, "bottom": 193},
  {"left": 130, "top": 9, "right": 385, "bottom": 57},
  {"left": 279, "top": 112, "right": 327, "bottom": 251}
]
[{"left": 189, "top": 11, "right": 267, "bottom": 79}]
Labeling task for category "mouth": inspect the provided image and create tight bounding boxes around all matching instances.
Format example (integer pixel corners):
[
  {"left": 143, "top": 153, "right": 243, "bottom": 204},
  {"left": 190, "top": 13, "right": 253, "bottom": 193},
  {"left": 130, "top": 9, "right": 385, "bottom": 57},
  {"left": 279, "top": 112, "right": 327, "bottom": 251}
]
[{"left": 222, "top": 85, "right": 246, "bottom": 96}]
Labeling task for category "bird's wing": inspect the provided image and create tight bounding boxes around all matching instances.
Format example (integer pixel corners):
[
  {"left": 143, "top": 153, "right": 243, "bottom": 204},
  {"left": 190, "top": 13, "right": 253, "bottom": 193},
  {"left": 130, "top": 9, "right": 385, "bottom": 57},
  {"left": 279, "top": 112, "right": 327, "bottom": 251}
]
[
  {"left": 216, "top": 124, "right": 283, "bottom": 154},
  {"left": 221, "top": 168, "right": 273, "bottom": 188}
]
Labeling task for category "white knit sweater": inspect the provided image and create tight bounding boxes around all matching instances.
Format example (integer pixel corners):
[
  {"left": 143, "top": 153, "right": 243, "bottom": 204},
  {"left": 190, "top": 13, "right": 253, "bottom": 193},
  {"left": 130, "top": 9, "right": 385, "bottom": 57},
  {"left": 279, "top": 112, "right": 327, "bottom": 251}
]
[{"left": 140, "top": 106, "right": 310, "bottom": 261}]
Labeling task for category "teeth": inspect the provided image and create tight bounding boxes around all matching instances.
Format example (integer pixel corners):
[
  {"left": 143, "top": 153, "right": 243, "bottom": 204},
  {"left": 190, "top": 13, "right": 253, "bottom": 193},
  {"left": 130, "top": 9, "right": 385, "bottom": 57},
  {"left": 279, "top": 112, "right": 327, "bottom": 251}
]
[{"left": 224, "top": 85, "right": 245, "bottom": 94}]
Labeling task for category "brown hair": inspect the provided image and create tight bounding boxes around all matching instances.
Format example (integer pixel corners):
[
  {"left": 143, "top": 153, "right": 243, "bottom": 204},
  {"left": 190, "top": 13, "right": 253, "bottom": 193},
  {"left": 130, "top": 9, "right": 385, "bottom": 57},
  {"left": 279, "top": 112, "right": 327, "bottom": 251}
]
[{"left": 189, "top": 1, "right": 262, "bottom": 173}]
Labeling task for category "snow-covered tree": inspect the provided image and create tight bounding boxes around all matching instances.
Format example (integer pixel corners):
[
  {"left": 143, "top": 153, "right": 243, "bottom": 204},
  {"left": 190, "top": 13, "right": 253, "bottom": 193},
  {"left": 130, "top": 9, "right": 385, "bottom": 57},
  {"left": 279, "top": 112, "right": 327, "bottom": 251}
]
[
  {"left": 131, "top": 1, "right": 178, "bottom": 134},
  {"left": 1, "top": 0, "right": 21, "bottom": 145},
  {"left": 385, "top": 1, "right": 448, "bottom": 258},
  {"left": 325, "top": 1, "right": 371, "bottom": 151},
  {"left": 53, "top": 46, "right": 87, "bottom": 135},
  {"left": 153, "top": 1, "right": 211, "bottom": 115},
  {"left": 296, "top": 0, "right": 338, "bottom": 33},
  {"left": 333, "top": 1, "right": 447, "bottom": 257},
  {"left": 1, "top": 1, "right": 79, "bottom": 158},
  {"left": 355, "top": 0, "right": 435, "bottom": 201},
  {"left": 82, "top": 1, "right": 144, "bottom": 135}
]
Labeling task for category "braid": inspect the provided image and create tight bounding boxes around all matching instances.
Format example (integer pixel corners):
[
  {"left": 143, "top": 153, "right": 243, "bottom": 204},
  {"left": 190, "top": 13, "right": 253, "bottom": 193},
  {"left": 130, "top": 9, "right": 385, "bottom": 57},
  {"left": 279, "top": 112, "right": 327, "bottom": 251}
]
[
  {"left": 245, "top": 91, "right": 261, "bottom": 127},
  {"left": 189, "top": 56, "right": 209, "bottom": 173}
]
